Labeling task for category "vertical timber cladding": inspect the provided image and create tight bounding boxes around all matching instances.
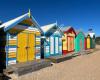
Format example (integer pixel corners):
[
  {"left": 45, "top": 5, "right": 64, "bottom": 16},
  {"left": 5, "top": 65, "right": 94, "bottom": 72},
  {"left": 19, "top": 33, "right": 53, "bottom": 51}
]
[
  {"left": 75, "top": 32, "right": 85, "bottom": 52},
  {"left": 45, "top": 37, "right": 50, "bottom": 57},
  {"left": 17, "top": 28, "right": 41, "bottom": 62},
  {"left": 7, "top": 26, "right": 41, "bottom": 64},
  {"left": 17, "top": 32, "right": 35, "bottom": 62},
  {"left": 85, "top": 38, "right": 87, "bottom": 49},
  {"left": 87, "top": 35, "right": 90, "bottom": 49},
  {"left": 45, "top": 35, "right": 62, "bottom": 57},
  {"left": 67, "top": 32, "right": 75, "bottom": 52},
  {"left": 48, "top": 33, "right": 62, "bottom": 57},
  {"left": 50, "top": 36, "right": 54, "bottom": 55},
  {"left": 62, "top": 27, "right": 76, "bottom": 55},
  {"left": 59, "top": 37, "right": 62, "bottom": 54},
  {"left": 67, "top": 36, "right": 74, "bottom": 52},
  {"left": 62, "top": 33, "right": 67, "bottom": 54},
  {"left": 28, "top": 33, "right": 35, "bottom": 60},
  {"left": 17, "top": 32, "right": 28, "bottom": 62}
]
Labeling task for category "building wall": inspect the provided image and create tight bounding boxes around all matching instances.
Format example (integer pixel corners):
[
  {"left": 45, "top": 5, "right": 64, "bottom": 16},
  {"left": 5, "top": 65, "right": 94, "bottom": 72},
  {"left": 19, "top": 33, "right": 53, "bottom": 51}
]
[
  {"left": 62, "top": 31, "right": 75, "bottom": 55},
  {"left": 90, "top": 38, "right": 95, "bottom": 49},
  {"left": 44, "top": 31, "right": 62, "bottom": 58},
  {"left": 86, "top": 34, "right": 95, "bottom": 49},
  {"left": 62, "top": 34, "right": 67, "bottom": 51},
  {"left": 75, "top": 32, "right": 85, "bottom": 52},
  {"left": 6, "top": 25, "right": 41, "bottom": 66},
  {"left": 86, "top": 36, "right": 91, "bottom": 49}
]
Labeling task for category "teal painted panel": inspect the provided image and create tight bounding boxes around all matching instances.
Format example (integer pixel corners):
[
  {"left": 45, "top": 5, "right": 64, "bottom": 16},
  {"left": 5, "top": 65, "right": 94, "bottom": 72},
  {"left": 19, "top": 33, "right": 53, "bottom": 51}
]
[
  {"left": 90, "top": 38, "right": 95, "bottom": 49},
  {"left": 75, "top": 32, "right": 85, "bottom": 53},
  {"left": 44, "top": 35, "right": 62, "bottom": 58},
  {"left": 50, "top": 36, "right": 54, "bottom": 55},
  {"left": 59, "top": 37, "right": 62, "bottom": 54},
  {"left": 44, "top": 38, "right": 50, "bottom": 58}
]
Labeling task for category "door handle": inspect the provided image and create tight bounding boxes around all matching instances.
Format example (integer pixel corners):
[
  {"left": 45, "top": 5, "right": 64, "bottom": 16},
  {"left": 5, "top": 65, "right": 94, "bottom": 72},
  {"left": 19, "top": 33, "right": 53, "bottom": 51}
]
[
  {"left": 17, "top": 46, "right": 19, "bottom": 48},
  {"left": 25, "top": 46, "right": 30, "bottom": 49}
]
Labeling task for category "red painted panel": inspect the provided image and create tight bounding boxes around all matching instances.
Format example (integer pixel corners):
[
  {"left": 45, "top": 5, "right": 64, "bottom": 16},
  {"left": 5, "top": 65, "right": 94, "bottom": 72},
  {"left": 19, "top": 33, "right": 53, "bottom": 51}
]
[
  {"left": 63, "top": 50, "right": 74, "bottom": 55},
  {"left": 64, "top": 27, "right": 76, "bottom": 35},
  {"left": 62, "top": 50, "right": 68, "bottom": 55},
  {"left": 85, "top": 38, "right": 87, "bottom": 50},
  {"left": 68, "top": 50, "right": 74, "bottom": 53}
]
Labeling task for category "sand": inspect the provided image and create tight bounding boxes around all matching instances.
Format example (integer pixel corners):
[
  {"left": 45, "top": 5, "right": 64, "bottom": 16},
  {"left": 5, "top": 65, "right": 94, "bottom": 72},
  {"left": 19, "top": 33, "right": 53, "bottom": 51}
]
[{"left": 9, "top": 45, "right": 100, "bottom": 80}]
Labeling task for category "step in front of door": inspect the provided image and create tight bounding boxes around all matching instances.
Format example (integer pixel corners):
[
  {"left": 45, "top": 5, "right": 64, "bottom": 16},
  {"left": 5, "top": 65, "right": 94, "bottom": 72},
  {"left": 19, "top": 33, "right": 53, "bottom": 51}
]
[
  {"left": 4, "top": 59, "right": 52, "bottom": 76},
  {"left": 47, "top": 54, "right": 73, "bottom": 63}
]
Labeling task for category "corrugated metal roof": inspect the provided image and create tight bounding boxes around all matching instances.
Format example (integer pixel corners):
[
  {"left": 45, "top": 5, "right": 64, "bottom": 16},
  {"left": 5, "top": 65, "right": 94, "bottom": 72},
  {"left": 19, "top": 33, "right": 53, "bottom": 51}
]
[
  {"left": 0, "top": 11, "right": 43, "bottom": 33},
  {"left": 41, "top": 23, "right": 64, "bottom": 37},
  {"left": 75, "top": 31, "right": 85, "bottom": 37},
  {"left": 88, "top": 32, "right": 95, "bottom": 38},
  {"left": 61, "top": 26, "right": 71, "bottom": 32},
  {"left": 75, "top": 30, "right": 82, "bottom": 35},
  {"left": 0, "top": 13, "right": 29, "bottom": 31},
  {"left": 41, "top": 23, "right": 57, "bottom": 33}
]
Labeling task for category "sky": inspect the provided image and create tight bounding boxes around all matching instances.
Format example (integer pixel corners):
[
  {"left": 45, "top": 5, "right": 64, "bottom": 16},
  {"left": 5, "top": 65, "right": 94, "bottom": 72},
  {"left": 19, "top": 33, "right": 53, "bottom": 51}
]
[{"left": 0, "top": 0, "right": 100, "bottom": 36}]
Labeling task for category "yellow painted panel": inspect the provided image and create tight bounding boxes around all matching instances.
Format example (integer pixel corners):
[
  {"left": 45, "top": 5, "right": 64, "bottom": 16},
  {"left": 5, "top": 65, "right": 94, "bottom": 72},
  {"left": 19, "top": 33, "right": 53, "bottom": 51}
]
[
  {"left": 72, "top": 31, "right": 75, "bottom": 36},
  {"left": 63, "top": 40, "right": 67, "bottom": 50},
  {"left": 22, "top": 30, "right": 29, "bottom": 33},
  {"left": 67, "top": 33, "right": 75, "bottom": 36},
  {"left": 28, "top": 33, "right": 35, "bottom": 61},
  {"left": 68, "top": 37, "right": 71, "bottom": 51},
  {"left": 9, "top": 40, "right": 16, "bottom": 45},
  {"left": 70, "top": 38, "right": 72, "bottom": 51},
  {"left": 36, "top": 42, "right": 40, "bottom": 45},
  {"left": 29, "top": 31, "right": 35, "bottom": 33},
  {"left": 36, "top": 32, "right": 41, "bottom": 36},
  {"left": 63, "top": 34, "right": 67, "bottom": 50},
  {"left": 72, "top": 38, "right": 74, "bottom": 50},
  {"left": 17, "top": 32, "right": 27, "bottom": 62},
  {"left": 71, "top": 37, "right": 74, "bottom": 51},
  {"left": 87, "top": 38, "right": 90, "bottom": 49},
  {"left": 22, "top": 30, "right": 34, "bottom": 33},
  {"left": 8, "top": 52, "right": 16, "bottom": 58},
  {"left": 68, "top": 37, "right": 74, "bottom": 51},
  {"left": 63, "top": 46, "right": 67, "bottom": 50}
]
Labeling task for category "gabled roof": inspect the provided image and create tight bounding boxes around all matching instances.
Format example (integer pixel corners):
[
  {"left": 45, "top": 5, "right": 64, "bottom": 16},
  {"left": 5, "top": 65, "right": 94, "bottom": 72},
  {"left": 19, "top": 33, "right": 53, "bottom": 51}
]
[
  {"left": 61, "top": 26, "right": 71, "bottom": 32},
  {"left": 0, "top": 10, "right": 43, "bottom": 33},
  {"left": 41, "top": 23, "right": 57, "bottom": 33},
  {"left": 61, "top": 26, "right": 76, "bottom": 35},
  {"left": 88, "top": 32, "right": 95, "bottom": 38},
  {"left": 41, "top": 23, "right": 64, "bottom": 37},
  {"left": 75, "top": 31, "right": 85, "bottom": 37}
]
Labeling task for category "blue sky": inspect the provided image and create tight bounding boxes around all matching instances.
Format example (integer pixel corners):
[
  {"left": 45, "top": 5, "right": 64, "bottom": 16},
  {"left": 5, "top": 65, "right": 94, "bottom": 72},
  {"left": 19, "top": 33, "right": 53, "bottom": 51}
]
[{"left": 0, "top": 0, "right": 100, "bottom": 36}]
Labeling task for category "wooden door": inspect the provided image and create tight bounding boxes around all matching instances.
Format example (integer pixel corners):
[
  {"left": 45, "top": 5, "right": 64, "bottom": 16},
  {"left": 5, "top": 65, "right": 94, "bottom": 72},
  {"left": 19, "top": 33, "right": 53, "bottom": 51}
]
[
  {"left": 50, "top": 37, "right": 54, "bottom": 55},
  {"left": 55, "top": 37, "right": 59, "bottom": 54},
  {"left": 68, "top": 37, "right": 71, "bottom": 51},
  {"left": 71, "top": 37, "right": 74, "bottom": 51},
  {"left": 28, "top": 33, "right": 35, "bottom": 61},
  {"left": 17, "top": 32, "right": 28, "bottom": 62},
  {"left": 87, "top": 37, "right": 90, "bottom": 49},
  {"left": 80, "top": 39, "right": 83, "bottom": 50}
]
